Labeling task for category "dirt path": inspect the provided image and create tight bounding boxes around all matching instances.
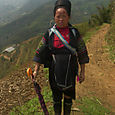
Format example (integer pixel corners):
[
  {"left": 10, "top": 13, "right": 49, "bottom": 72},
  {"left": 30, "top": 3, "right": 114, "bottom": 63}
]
[{"left": 76, "top": 24, "right": 115, "bottom": 113}]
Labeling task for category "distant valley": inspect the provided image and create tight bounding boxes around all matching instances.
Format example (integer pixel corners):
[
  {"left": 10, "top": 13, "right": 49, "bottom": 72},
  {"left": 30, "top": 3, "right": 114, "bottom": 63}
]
[
  {"left": 0, "top": 0, "right": 50, "bottom": 26},
  {"left": 0, "top": 0, "right": 110, "bottom": 51}
]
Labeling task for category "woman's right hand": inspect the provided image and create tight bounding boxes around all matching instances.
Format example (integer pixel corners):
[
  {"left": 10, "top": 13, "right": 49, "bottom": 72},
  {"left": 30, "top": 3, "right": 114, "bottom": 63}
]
[
  {"left": 33, "top": 62, "right": 40, "bottom": 78},
  {"left": 33, "top": 71, "right": 38, "bottom": 78}
]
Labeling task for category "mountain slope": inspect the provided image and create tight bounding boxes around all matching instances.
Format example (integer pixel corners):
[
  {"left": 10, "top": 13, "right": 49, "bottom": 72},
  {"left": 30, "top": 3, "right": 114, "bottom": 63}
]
[
  {"left": 0, "top": 0, "right": 28, "bottom": 25},
  {"left": 0, "top": 23, "right": 115, "bottom": 115},
  {"left": 0, "top": 2, "right": 53, "bottom": 51},
  {"left": 0, "top": 0, "right": 50, "bottom": 26},
  {"left": 0, "top": 35, "right": 42, "bottom": 78},
  {"left": 0, "top": 0, "right": 110, "bottom": 51}
]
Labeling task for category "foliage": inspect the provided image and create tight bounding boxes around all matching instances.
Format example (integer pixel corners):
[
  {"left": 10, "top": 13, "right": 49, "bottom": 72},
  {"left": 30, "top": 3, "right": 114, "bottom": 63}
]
[
  {"left": 87, "top": 0, "right": 115, "bottom": 62},
  {"left": 74, "top": 22, "right": 100, "bottom": 42},
  {"left": 89, "top": 2, "right": 113, "bottom": 26},
  {"left": 105, "top": 4, "right": 115, "bottom": 62},
  {"left": 0, "top": 36, "right": 42, "bottom": 78},
  {"left": 76, "top": 97, "right": 110, "bottom": 115},
  {"left": 10, "top": 69, "right": 53, "bottom": 115},
  {"left": 43, "top": 68, "right": 49, "bottom": 79},
  {"left": 73, "top": 22, "right": 91, "bottom": 36},
  {"left": 10, "top": 87, "right": 53, "bottom": 115},
  {"left": 0, "top": 21, "right": 100, "bottom": 78},
  {"left": 0, "top": 0, "right": 110, "bottom": 51}
]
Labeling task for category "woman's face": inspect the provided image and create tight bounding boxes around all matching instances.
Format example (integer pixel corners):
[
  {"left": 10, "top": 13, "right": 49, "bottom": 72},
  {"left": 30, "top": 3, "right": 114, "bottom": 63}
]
[{"left": 54, "top": 8, "right": 70, "bottom": 28}]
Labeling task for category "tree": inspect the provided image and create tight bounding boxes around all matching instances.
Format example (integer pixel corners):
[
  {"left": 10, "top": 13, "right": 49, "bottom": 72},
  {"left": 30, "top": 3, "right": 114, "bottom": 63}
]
[{"left": 89, "top": 2, "right": 113, "bottom": 26}]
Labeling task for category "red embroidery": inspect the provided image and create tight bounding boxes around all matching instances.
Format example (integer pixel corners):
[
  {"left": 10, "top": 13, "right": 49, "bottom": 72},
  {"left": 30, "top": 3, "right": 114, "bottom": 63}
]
[
  {"left": 36, "top": 50, "right": 39, "bottom": 54},
  {"left": 54, "top": 27, "right": 70, "bottom": 48}
]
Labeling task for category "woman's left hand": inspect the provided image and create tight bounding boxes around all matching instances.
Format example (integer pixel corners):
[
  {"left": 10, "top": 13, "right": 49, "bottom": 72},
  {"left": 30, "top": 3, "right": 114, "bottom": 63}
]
[{"left": 79, "top": 71, "right": 85, "bottom": 84}]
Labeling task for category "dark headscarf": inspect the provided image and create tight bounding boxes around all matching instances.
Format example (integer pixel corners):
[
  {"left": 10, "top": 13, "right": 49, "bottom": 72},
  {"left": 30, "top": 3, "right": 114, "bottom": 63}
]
[{"left": 54, "top": 0, "right": 71, "bottom": 16}]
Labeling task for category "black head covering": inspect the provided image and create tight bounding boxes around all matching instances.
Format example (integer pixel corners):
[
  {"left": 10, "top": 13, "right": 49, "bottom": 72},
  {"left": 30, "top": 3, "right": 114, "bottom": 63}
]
[{"left": 54, "top": 0, "right": 71, "bottom": 16}]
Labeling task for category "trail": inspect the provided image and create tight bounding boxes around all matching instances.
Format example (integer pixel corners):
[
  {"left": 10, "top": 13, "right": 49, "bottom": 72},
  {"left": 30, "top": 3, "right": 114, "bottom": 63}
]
[{"left": 75, "top": 24, "right": 115, "bottom": 114}]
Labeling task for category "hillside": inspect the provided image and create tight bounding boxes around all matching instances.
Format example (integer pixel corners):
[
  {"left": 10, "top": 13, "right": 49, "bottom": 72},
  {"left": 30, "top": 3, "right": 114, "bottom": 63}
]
[
  {"left": 0, "top": 0, "right": 28, "bottom": 26},
  {"left": 0, "top": 0, "right": 50, "bottom": 26},
  {"left": 0, "top": 23, "right": 115, "bottom": 115},
  {"left": 0, "top": 0, "right": 110, "bottom": 51},
  {"left": 0, "top": 1, "right": 115, "bottom": 114},
  {"left": 0, "top": 20, "right": 96, "bottom": 79},
  {"left": 0, "top": 35, "right": 42, "bottom": 78}
]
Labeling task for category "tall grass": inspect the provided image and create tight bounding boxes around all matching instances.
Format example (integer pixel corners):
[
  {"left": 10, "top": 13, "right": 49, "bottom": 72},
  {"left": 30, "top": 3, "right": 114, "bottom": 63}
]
[
  {"left": 105, "top": 16, "right": 115, "bottom": 62},
  {"left": 10, "top": 69, "right": 53, "bottom": 115},
  {"left": 10, "top": 87, "right": 53, "bottom": 115},
  {"left": 74, "top": 22, "right": 100, "bottom": 42},
  {"left": 75, "top": 97, "right": 110, "bottom": 115}
]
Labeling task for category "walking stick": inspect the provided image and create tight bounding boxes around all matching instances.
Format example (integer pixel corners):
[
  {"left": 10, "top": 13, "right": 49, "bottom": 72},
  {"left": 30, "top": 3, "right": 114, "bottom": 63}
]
[{"left": 27, "top": 68, "right": 49, "bottom": 115}]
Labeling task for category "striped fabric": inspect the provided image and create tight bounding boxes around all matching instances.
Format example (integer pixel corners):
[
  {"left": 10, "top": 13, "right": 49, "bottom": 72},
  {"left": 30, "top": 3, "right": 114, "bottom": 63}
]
[
  {"left": 34, "top": 81, "right": 49, "bottom": 115},
  {"left": 51, "top": 27, "right": 77, "bottom": 56}
]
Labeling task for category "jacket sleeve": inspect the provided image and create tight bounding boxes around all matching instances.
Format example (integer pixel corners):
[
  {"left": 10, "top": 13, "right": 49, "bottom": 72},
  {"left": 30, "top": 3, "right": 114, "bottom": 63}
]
[
  {"left": 75, "top": 29, "right": 89, "bottom": 64},
  {"left": 33, "top": 31, "right": 49, "bottom": 63}
]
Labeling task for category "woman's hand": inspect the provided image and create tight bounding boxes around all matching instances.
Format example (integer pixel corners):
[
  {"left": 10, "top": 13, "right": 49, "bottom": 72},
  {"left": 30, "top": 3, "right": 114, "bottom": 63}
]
[
  {"left": 79, "top": 64, "right": 85, "bottom": 84},
  {"left": 33, "top": 62, "right": 40, "bottom": 78},
  {"left": 33, "top": 71, "right": 38, "bottom": 78},
  {"left": 79, "top": 71, "right": 85, "bottom": 83}
]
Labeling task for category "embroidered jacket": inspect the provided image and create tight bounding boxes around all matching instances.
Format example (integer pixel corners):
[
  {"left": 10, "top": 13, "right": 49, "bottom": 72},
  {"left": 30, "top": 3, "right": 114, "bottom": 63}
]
[{"left": 34, "top": 24, "right": 89, "bottom": 65}]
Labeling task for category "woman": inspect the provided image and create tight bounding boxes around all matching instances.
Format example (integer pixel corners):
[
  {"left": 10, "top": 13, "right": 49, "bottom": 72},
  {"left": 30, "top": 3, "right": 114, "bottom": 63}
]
[{"left": 33, "top": 0, "right": 89, "bottom": 115}]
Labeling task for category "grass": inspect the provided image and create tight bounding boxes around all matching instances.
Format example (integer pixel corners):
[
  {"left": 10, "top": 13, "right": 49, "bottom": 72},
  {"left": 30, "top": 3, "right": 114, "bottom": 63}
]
[
  {"left": 10, "top": 67, "right": 53, "bottom": 115},
  {"left": 74, "top": 22, "right": 100, "bottom": 43},
  {"left": 43, "top": 68, "right": 49, "bottom": 79},
  {"left": 75, "top": 97, "right": 111, "bottom": 115},
  {"left": 10, "top": 66, "right": 111, "bottom": 115},
  {"left": 105, "top": 17, "right": 115, "bottom": 63},
  {"left": 83, "top": 26, "right": 100, "bottom": 43},
  {"left": 10, "top": 86, "right": 53, "bottom": 115},
  {"left": 0, "top": 36, "right": 41, "bottom": 79}
]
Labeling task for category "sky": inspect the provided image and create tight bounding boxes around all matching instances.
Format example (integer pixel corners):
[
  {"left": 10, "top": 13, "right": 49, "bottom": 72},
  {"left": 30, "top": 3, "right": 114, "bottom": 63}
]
[{"left": 0, "top": 0, "right": 28, "bottom": 7}]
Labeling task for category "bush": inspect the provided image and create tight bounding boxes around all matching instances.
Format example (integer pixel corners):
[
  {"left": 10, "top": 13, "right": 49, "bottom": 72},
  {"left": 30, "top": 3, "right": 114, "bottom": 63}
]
[{"left": 89, "top": 2, "right": 113, "bottom": 26}]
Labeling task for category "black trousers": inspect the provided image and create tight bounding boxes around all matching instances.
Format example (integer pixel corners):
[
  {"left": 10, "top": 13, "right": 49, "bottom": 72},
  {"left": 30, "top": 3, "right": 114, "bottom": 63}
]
[{"left": 52, "top": 87, "right": 72, "bottom": 115}]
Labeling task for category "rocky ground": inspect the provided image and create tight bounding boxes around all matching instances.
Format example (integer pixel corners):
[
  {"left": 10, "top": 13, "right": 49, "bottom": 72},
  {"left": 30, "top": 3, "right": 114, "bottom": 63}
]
[{"left": 0, "top": 65, "right": 48, "bottom": 115}]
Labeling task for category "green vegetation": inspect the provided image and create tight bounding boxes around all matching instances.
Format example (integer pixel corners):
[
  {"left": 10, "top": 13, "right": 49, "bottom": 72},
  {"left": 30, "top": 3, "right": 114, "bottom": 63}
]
[
  {"left": 83, "top": 26, "right": 100, "bottom": 43},
  {"left": 0, "top": 36, "right": 42, "bottom": 78},
  {"left": 71, "top": 0, "right": 109, "bottom": 23},
  {"left": 74, "top": 22, "right": 100, "bottom": 42},
  {"left": 83, "top": 0, "right": 115, "bottom": 62},
  {"left": 0, "top": 20, "right": 101, "bottom": 79},
  {"left": 76, "top": 97, "right": 110, "bottom": 115},
  {"left": 73, "top": 22, "right": 91, "bottom": 36},
  {"left": 10, "top": 87, "right": 53, "bottom": 115},
  {"left": 10, "top": 67, "right": 53, "bottom": 115},
  {"left": 89, "top": 5, "right": 112, "bottom": 26},
  {"left": 0, "top": 21, "right": 100, "bottom": 79},
  {"left": 89, "top": 1, "right": 114, "bottom": 26},
  {"left": 0, "top": 1, "right": 114, "bottom": 114},
  {"left": 105, "top": 17, "right": 115, "bottom": 62},
  {"left": 0, "top": 0, "right": 110, "bottom": 51},
  {"left": 103, "top": 1, "right": 115, "bottom": 62},
  {"left": 10, "top": 68, "right": 111, "bottom": 115},
  {"left": 43, "top": 68, "right": 49, "bottom": 79}
]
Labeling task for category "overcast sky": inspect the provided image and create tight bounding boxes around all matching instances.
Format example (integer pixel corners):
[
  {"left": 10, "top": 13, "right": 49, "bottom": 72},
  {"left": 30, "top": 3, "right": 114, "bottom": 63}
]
[{"left": 0, "top": 0, "right": 28, "bottom": 7}]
